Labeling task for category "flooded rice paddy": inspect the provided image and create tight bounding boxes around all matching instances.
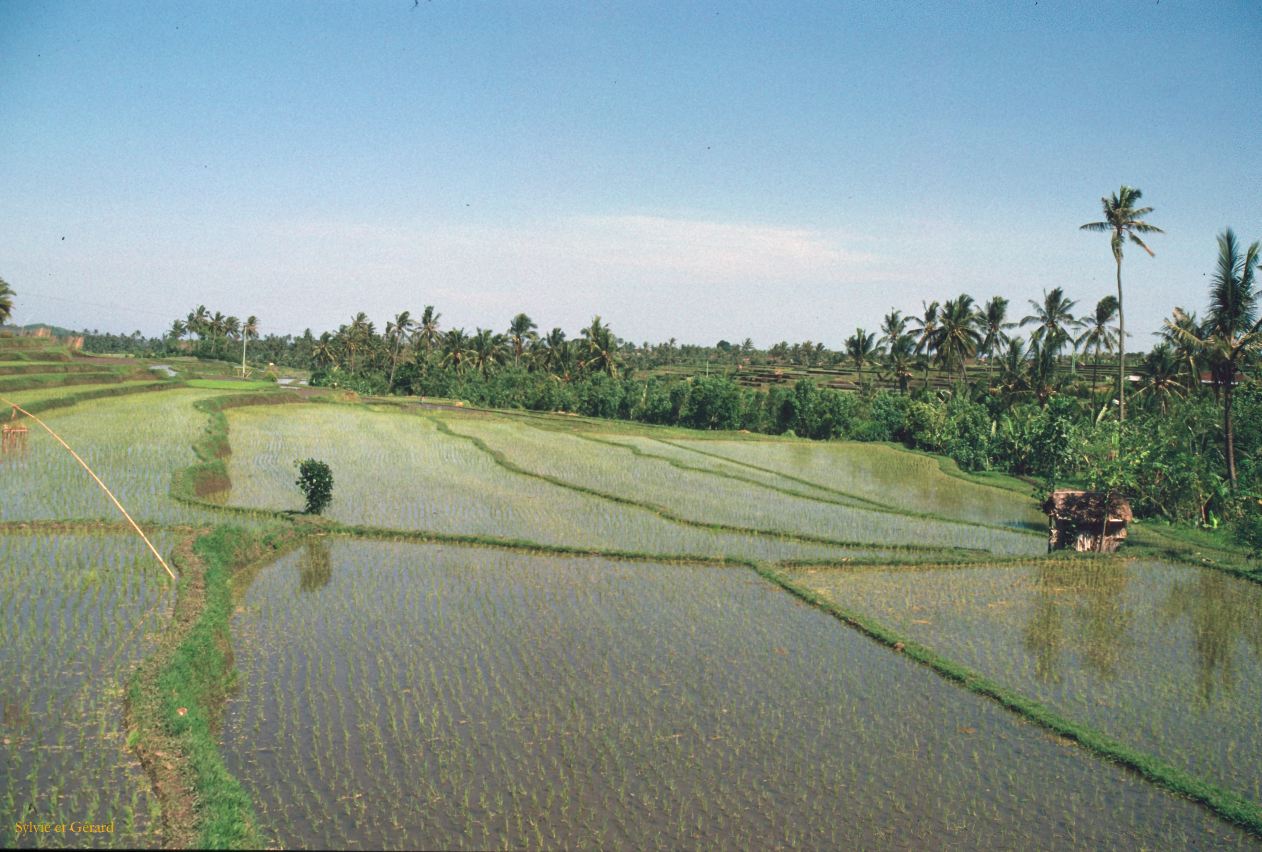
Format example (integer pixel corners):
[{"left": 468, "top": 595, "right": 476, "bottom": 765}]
[
  {"left": 0, "top": 534, "right": 175, "bottom": 848},
  {"left": 221, "top": 540, "right": 1255, "bottom": 850},
  {"left": 792, "top": 558, "right": 1262, "bottom": 807}
]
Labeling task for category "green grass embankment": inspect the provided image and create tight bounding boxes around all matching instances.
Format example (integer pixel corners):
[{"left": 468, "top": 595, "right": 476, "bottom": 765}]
[{"left": 125, "top": 525, "right": 301, "bottom": 849}]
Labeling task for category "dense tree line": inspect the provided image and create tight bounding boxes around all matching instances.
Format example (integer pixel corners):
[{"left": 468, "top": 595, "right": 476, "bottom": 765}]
[{"left": 31, "top": 187, "right": 1262, "bottom": 551}]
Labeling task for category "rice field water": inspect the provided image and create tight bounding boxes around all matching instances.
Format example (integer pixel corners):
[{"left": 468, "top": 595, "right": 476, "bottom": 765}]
[
  {"left": 0, "top": 534, "right": 176, "bottom": 848},
  {"left": 0, "top": 389, "right": 236, "bottom": 526},
  {"left": 668, "top": 437, "right": 1048, "bottom": 531},
  {"left": 220, "top": 540, "right": 1256, "bottom": 850},
  {"left": 791, "top": 559, "right": 1262, "bottom": 806},
  {"left": 439, "top": 413, "right": 1043, "bottom": 556},
  {"left": 223, "top": 405, "right": 902, "bottom": 562}
]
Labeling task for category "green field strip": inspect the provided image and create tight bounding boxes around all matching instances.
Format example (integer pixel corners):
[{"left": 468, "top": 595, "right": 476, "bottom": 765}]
[
  {"left": 0, "top": 360, "right": 118, "bottom": 375},
  {"left": 5, "top": 379, "right": 182, "bottom": 410},
  {"left": 578, "top": 429, "right": 1044, "bottom": 538},
  {"left": 751, "top": 562, "right": 1262, "bottom": 839},
  {"left": 433, "top": 417, "right": 975, "bottom": 556},
  {"left": 775, "top": 549, "right": 1125, "bottom": 572},
  {"left": 0, "top": 369, "right": 140, "bottom": 392}
]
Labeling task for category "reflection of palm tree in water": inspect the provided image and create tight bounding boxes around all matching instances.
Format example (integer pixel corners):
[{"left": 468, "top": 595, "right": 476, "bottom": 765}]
[
  {"left": 298, "top": 539, "right": 333, "bottom": 593},
  {"left": 1161, "top": 571, "right": 1262, "bottom": 703},
  {"left": 1022, "top": 562, "right": 1133, "bottom": 682}
]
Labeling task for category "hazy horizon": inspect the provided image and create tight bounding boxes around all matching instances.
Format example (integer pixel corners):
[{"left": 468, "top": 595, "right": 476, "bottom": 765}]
[{"left": 3, "top": 1, "right": 1260, "bottom": 347}]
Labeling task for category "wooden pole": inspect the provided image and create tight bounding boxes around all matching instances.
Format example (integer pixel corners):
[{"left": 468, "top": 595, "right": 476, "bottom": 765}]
[{"left": 0, "top": 397, "right": 177, "bottom": 581}]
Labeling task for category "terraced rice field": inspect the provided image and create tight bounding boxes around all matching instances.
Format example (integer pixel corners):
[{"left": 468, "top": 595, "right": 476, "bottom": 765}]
[
  {"left": 790, "top": 559, "right": 1262, "bottom": 806},
  {"left": 224, "top": 405, "right": 908, "bottom": 562},
  {"left": 666, "top": 436, "right": 1047, "bottom": 531},
  {"left": 0, "top": 389, "right": 235, "bottom": 527},
  {"left": 4, "top": 362, "right": 1260, "bottom": 848},
  {"left": 440, "top": 414, "right": 1043, "bottom": 556},
  {"left": 221, "top": 540, "right": 1256, "bottom": 850},
  {"left": 0, "top": 533, "right": 175, "bottom": 849}
]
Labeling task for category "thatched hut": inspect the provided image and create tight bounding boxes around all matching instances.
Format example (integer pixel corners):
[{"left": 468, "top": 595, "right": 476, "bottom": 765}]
[{"left": 1042, "top": 490, "right": 1133, "bottom": 553}]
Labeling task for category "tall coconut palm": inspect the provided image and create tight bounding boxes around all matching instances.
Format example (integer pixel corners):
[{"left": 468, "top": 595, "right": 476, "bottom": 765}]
[
  {"left": 1136, "top": 343, "right": 1185, "bottom": 415},
  {"left": 1160, "top": 308, "right": 1203, "bottom": 393},
  {"left": 930, "top": 294, "right": 981, "bottom": 381},
  {"left": 167, "top": 319, "right": 187, "bottom": 345},
  {"left": 845, "top": 328, "right": 878, "bottom": 379},
  {"left": 581, "top": 316, "right": 620, "bottom": 377},
  {"left": 879, "top": 334, "right": 917, "bottom": 394},
  {"left": 0, "top": 276, "right": 15, "bottom": 325},
  {"left": 534, "top": 328, "right": 574, "bottom": 379},
  {"left": 415, "top": 306, "right": 442, "bottom": 361},
  {"left": 440, "top": 328, "right": 471, "bottom": 374},
  {"left": 910, "top": 301, "right": 940, "bottom": 389},
  {"left": 240, "top": 315, "right": 259, "bottom": 375},
  {"left": 1020, "top": 287, "right": 1078, "bottom": 358},
  {"left": 1080, "top": 185, "right": 1164, "bottom": 421},
  {"left": 878, "top": 310, "right": 907, "bottom": 355},
  {"left": 312, "top": 333, "right": 338, "bottom": 369},
  {"left": 469, "top": 328, "right": 507, "bottom": 377},
  {"left": 343, "top": 312, "right": 374, "bottom": 375},
  {"left": 1164, "top": 229, "right": 1262, "bottom": 488},
  {"left": 506, "top": 313, "right": 537, "bottom": 367},
  {"left": 1076, "top": 296, "right": 1119, "bottom": 396},
  {"left": 977, "top": 296, "right": 1015, "bottom": 383},
  {"left": 386, "top": 310, "right": 414, "bottom": 387}
]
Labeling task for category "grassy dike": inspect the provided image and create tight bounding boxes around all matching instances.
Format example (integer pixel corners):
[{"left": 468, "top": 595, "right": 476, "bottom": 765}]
[
  {"left": 125, "top": 524, "right": 302, "bottom": 849},
  {"left": 751, "top": 561, "right": 1262, "bottom": 839}
]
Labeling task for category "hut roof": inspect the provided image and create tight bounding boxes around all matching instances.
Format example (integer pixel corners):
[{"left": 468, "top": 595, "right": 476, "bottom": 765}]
[{"left": 1042, "top": 490, "right": 1133, "bottom": 524}]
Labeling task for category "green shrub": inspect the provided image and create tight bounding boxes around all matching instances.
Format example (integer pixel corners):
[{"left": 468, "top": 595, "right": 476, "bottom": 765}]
[{"left": 295, "top": 458, "right": 334, "bottom": 514}]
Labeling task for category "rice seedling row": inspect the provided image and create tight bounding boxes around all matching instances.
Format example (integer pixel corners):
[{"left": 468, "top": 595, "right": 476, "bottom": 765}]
[
  {"left": 0, "top": 533, "right": 177, "bottom": 848},
  {"left": 790, "top": 558, "right": 1262, "bottom": 806},
  {"left": 220, "top": 540, "right": 1256, "bottom": 849}
]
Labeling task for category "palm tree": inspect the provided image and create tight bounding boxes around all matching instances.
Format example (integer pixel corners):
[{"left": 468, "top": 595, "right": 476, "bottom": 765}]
[
  {"left": 312, "top": 332, "right": 338, "bottom": 369},
  {"left": 1076, "top": 296, "right": 1119, "bottom": 397},
  {"left": 469, "top": 328, "right": 507, "bottom": 377},
  {"left": 240, "top": 315, "right": 259, "bottom": 375},
  {"left": 930, "top": 294, "right": 981, "bottom": 381},
  {"left": 0, "top": 276, "right": 15, "bottom": 325},
  {"left": 1136, "top": 343, "right": 1185, "bottom": 415},
  {"left": 534, "top": 328, "right": 574, "bottom": 379},
  {"left": 1021, "top": 287, "right": 1078, "bottom": 358},
  {"left": 880, "top": 334, "right": 917, "bottom": 394},
  {"left": 997, "top": 338, "right": 1033, "bottom": 403},
  {"left": 1080, "top": 185, "right": 1164, "bottom": 421},
  {"left": 386, "top": 310, "right": 414, "bottom": 387},
  {"left": 1164, "top": 229, "right": 1262, "bottom": 488},
  {"left": 343, "top": 312, "right": 374, "bottom": 375},
  {"left": 978, "top": 296, "right": 1015, "bottom": 383},
  {"left": 910, "top": 301, "right": 940, "bottom": 389},
  {"left": 415, "top": 306, "right": 442, "bottom": 361},
  {"left": 878, "top": 310, "right": 907, "bottom": 355},
  {"left": 167, "top": 319, "right": 187, "bottom": 345},
  {"left": 581, "top": 316, "right": 620, "bottom": 377},
  {"left": 1160, "top": 308, "right": 1203, "bottom": 393},
  {"left": 506, "top": 313, "right": 538, "bottom": 367},
  {"left": 440, "top": 328, "right": 471, "bottom": 374},
  {"left": 845, "top": 328, "right": 878, "bottom": 379}
]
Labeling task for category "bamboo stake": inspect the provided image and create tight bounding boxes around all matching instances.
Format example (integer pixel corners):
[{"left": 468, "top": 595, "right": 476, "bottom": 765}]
[{"left": 1, "top": 397, "right": 177, "bottom": 581}]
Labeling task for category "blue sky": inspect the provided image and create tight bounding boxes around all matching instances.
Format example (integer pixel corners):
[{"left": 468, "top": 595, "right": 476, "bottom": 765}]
[{"left": 2, "top": 1, "right": 1259, "bottom": 347}]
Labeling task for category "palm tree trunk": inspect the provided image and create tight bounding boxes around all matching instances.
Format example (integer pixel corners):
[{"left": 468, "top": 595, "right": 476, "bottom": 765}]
[
  {"left": 1116, "top": 255, "right": 1126, "bottom": 422},
  {"left": 241, "top": 335, "right": 247, "bottom": 375},
  {"left": 1225, "top": 367, "right": 1237, "bottom": 489}
]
